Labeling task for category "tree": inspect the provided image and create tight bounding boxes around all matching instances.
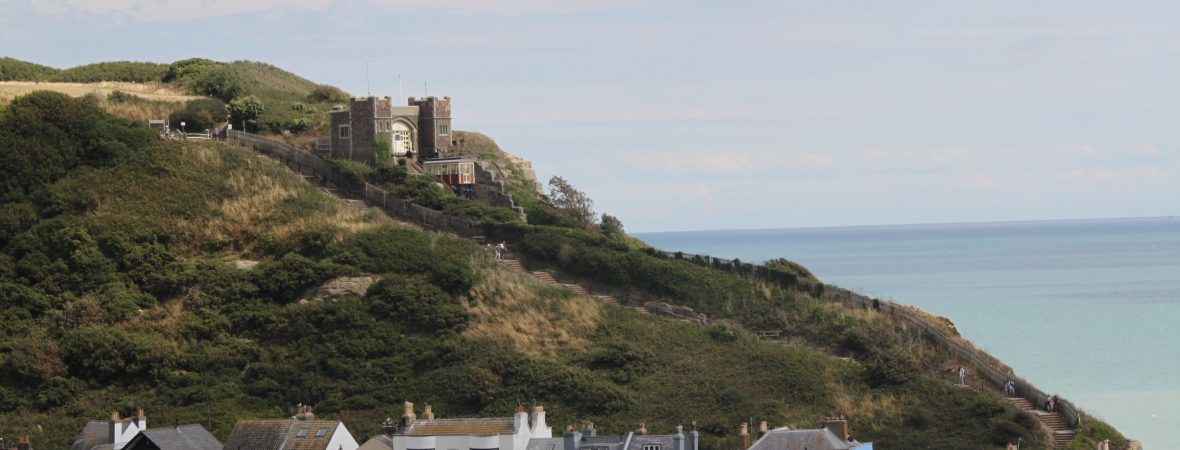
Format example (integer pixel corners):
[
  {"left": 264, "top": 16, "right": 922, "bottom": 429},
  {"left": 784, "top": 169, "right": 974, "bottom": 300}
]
[
  {"left": 169, "top": 98, "right": 227, "bottom": 133},
  {"left": 600, "top": 213, "right": 625, "bottom": 235},
  {"left": 189, "top": 65, "right": 244, "bottom": 102},
  {"left": 229, "top": 95, "right": 265, "bottom": 132},
  {"left": 547, "top": 176, "right": 595, "bottom": 229}
]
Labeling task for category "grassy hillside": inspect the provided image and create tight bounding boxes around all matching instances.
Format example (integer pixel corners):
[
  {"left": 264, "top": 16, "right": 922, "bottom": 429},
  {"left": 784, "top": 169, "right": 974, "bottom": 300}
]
[
  {"left": 0, "top": 93, "right": 1127, "bottom": 450},
  {"left": 0, "top": 57, "right": 347, "bottom": 134}
]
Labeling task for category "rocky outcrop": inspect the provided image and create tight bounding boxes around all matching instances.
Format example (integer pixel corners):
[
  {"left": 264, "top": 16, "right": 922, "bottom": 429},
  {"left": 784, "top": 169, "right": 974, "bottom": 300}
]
[{"left": 299, "top": 276, "right": 377, "bottom": 302}]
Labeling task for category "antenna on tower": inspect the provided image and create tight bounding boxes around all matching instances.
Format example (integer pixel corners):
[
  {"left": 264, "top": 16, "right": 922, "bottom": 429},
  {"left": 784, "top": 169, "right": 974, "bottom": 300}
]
[
  {"left": 366, "top": 62, "right": 372, "bottom": 97},
  {"left": 398, "top": 74, "right": 403, "bottom": 105},
  {"left": 424, "top": 81, "right": 428, "bottom": 97}
]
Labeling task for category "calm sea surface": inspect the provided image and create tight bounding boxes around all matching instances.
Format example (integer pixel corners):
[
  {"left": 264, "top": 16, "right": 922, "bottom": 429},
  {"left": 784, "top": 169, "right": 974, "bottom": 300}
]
[{"left": 634, "top": 217, "right": 1180, "bottom": 449}]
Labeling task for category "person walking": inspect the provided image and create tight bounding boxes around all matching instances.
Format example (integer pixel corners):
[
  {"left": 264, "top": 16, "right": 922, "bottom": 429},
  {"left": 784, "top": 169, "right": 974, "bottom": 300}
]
[{"left": 957, "top": 366, "right": 966, "bottom": 386}]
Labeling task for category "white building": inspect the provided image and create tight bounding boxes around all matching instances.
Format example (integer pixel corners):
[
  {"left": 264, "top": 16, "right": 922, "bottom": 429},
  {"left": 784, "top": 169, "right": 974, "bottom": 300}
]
[{"left": 359, "top": 403, "right": 551, "bottom": 450}]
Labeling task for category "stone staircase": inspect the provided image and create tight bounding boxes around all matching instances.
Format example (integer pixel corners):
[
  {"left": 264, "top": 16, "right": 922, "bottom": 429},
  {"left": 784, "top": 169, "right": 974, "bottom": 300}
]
[{"left": 1007, "top": 397, "right": 1076, "bottom": 449}]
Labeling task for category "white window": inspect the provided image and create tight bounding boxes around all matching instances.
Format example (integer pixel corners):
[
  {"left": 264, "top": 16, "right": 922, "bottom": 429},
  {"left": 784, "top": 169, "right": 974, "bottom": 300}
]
[
  {"left": 438, "top": 123, "right": 450, "bottom": 136},
  {"left": 297, "top": 428, "right": 309, "bottom": 438},
  {"left": 642, "top": 445, "right": 660, "bottom": 450},
  {"left": 339, "top": 124, "right": 351, "bottom": 139}
]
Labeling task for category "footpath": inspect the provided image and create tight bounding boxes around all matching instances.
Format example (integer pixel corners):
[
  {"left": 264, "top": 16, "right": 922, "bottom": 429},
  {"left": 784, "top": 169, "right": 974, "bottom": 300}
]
[{"left": 1006, "top": 398, "right": 1075, "bottom": 449}]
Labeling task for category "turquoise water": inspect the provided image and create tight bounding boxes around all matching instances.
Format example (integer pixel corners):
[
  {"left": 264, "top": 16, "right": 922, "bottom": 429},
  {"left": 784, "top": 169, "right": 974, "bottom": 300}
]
[{"left": 634, "top": 217, "right": 1180, "bottom": 449}]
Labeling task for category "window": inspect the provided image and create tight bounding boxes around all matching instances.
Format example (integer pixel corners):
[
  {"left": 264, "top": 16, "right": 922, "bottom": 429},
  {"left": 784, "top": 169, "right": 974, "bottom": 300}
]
[
  {"left": 642, "top": 445, "right": 661, "bottom": 450},
  {"left": 339, "top": 125, "right": 351, "bottom": 139},
  {"left": 297, "top": 428, "right": 309, "bottom": 438},
  {"left": 315, "top": 428, "right": 328, "bottom": 437},
  {"left": 392, "top": 129, "right": 412, "bottom": 155},
  {"left": 438, "top": 123, "right": 450, "bottom": 136}
]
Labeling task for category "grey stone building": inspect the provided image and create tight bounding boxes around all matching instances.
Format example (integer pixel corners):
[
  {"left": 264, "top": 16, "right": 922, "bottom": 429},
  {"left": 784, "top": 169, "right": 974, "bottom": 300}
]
[{"left": 327, "top": 96, "right": 453, "bottom": 164}]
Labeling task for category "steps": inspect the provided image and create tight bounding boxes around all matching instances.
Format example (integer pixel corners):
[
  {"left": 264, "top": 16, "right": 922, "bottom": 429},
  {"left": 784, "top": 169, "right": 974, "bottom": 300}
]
[
  {"left": 1007, "top": 398, "right": 1075, "bottom": 448},
  {"left": 531, "top": 271, "right": 558, "bottom": 284}
]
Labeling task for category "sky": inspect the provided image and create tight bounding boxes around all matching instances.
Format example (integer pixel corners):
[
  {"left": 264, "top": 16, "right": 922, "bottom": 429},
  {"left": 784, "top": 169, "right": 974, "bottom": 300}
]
[{"left": 3, "top": 0, "right": 1179, "bottom": 232}]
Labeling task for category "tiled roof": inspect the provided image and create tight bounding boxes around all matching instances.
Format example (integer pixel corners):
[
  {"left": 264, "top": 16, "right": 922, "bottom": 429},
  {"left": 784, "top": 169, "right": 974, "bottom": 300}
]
[
  {"left": 129, "top": 425, "right": 221, "bottom": 450},
  {"left": 747, "top": 428, "right": 863, "bottom": 450},
  {"left": 223, "top": 420, "right": 343, "bottom": 450},
  {"left": 624, "top": 434, "right": 676, "bottom": 450},
  {"left": 222, "top": 420, "right": 293, "bottom": 450},
  {"left": 404, "top": 418, "right": 515, "bottom": 437},
  {"left": 282, "top": 421, "right": 339, "bottom": 450}
]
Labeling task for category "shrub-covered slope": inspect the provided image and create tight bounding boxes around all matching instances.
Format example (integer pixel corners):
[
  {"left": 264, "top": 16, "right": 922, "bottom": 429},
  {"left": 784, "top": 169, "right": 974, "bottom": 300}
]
[{"left": 0, "top": 92, "right": 1127, "bottom": 450}]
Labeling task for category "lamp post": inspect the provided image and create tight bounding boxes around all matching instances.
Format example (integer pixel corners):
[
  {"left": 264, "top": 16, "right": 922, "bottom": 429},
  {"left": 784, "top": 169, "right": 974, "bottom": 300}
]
[{"left": 180, "top": 121, "right": 186, "bottom": 136}]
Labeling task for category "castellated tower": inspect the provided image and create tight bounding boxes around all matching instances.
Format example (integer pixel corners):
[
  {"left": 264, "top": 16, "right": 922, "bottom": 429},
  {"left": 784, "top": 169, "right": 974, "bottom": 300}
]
[{"left": 408, "top": 96, "right": 453, "bottom": 159}]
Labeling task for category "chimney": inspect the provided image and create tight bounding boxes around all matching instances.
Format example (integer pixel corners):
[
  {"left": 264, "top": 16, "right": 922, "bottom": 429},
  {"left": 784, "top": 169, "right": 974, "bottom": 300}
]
[
  {"left": 563, "top": 428, "right": 582, "bottom": 450},
  {"left": 514, "top": 406, "right": 529, "bottom": 433},
  {"left": 175, "top": 418, "right": 181, "bottom": 431},
  {"left": 530, "top": 406, "right": 550, "bottom": 437},
  {"left": 757, "top": 421, "right": 768, "bottom": 439},
  {"left": 109, "top": 412, "right": 122, "bottom": 449},
  {"left": 133, "top": 408, "right": 146, "bottom": 431},
  {"left": 738, "top": 423, "right": 750, "bottom": 450},
  {"left": 402, "top": 401, "right": 416, "bottom": 422},
  {"left": 424, "top": 404, "right": 434, "bottom": 421},
  {"left": 822, "top": 416, "right": 849, "bottom": 442},
  {"left": 295, "top": 405, "right": 316, "bottom": 421},
  {"left": 687, "top": 422, "right": 699, "bottom": 450},
  {"left": 673, "top": 427, "right": 685, "bottom": 450},
  {"left": 17, "top": 435, "right": 31, "bottom": 450},
  {"left": 580, "top": 421, "right": 596, "bottom": 437},
  {"left": 635, "top": 421, "right": 648, "bottom": 436}
]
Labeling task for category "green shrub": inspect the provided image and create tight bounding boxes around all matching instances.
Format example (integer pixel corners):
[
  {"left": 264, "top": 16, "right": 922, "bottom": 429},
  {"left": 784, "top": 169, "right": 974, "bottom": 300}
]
[{"left": 169, "top": 98, "right": 227, "bottom": 132}]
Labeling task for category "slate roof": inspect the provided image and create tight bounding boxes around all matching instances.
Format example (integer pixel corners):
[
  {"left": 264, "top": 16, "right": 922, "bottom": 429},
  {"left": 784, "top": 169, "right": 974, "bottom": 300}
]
[
  {"left": 623, "top": 434, "right": 676, "bottom": 450},
  {"left": 526, "top": 434, "right": 630, "bottom": 450},
  {"left": 747, "top": 428, "right": 864, "bottom": 450},
  {"left": 403, "top": 418, "right": 516, "bottom": 436},
  {"left": 125, "top": 425, "right": 220, "bottom": 450},
  {"left": 72, "top": 420, "right": 137, "bottom": 450},
  {"left": 222, "top": 420, "right": 343, "bottom": 450}
]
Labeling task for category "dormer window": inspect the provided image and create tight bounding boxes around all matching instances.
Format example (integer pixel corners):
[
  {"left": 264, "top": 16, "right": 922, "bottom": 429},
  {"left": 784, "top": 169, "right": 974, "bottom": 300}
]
[{"left": 642, "top": 445, "right": 661, "bottom": 450}]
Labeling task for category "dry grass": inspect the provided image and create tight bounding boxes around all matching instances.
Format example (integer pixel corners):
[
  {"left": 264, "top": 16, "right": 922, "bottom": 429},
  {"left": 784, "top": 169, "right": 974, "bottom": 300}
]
[
  {"left": 189, "top": 146, "right": 380, "bottom": 251},
  {"left": 0, "top": 80, "right": 196, "bottom": 103},
  {"left": 463, "top": 259, "right": 603, "bottom": 357}
]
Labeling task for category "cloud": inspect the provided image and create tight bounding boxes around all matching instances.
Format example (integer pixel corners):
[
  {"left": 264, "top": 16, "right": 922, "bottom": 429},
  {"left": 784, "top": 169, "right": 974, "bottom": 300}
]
[{"left": 25, "top": 0, "right": 638, "bottom": 21}]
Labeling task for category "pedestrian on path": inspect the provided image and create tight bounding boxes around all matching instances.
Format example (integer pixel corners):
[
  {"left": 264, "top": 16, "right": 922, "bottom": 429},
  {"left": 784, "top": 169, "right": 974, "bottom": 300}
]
[
  {"left": 957, "top": 366, "right": 966, "bottom": 386},
  {"left": 494, "top": 242, "right": 503, "bottom": 260}
]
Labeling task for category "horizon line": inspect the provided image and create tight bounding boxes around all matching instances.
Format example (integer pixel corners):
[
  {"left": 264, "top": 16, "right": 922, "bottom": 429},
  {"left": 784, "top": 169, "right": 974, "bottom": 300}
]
[{"left": 630, "top": 215, "right": 1179, "bottom": 235}]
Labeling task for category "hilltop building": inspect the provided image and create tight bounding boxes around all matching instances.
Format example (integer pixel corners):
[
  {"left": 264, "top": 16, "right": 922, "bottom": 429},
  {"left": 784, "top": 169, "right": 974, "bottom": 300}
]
[
  {"left": 221, "top": 405, "right": 359, "bottom": 450},
  {"left": 358, "top": 403, "right": 551, "bottom": 450},
  {"left": 326, "top": 96, "right": 453, "bottom": 164}
]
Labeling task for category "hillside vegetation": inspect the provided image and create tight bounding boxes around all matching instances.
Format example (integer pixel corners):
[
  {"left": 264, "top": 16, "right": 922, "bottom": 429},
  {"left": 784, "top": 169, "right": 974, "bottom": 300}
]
[
  {"left": 0, "top": 89, "right": 1128, "bottom": 450},
  {"left": 0, "top": 57, "right": 347, "bottom": 134}
]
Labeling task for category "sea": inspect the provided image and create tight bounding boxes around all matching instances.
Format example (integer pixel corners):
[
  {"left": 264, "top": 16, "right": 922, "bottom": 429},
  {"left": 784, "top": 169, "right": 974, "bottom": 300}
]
[{"left": 634, "top": 217, "right": 1180, "bottom": 449}]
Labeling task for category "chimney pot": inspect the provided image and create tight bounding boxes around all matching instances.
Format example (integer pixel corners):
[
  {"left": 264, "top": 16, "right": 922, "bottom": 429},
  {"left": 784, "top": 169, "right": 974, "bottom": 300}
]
[
  {"left": 111, "top": 412, "right": 121, "bottom": 421},
  {"left": 635, "top": 421, "right": 648, "bottom": 435},
  {"left": 676, "top": 425, "right": 684, "bottom": 434}
]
